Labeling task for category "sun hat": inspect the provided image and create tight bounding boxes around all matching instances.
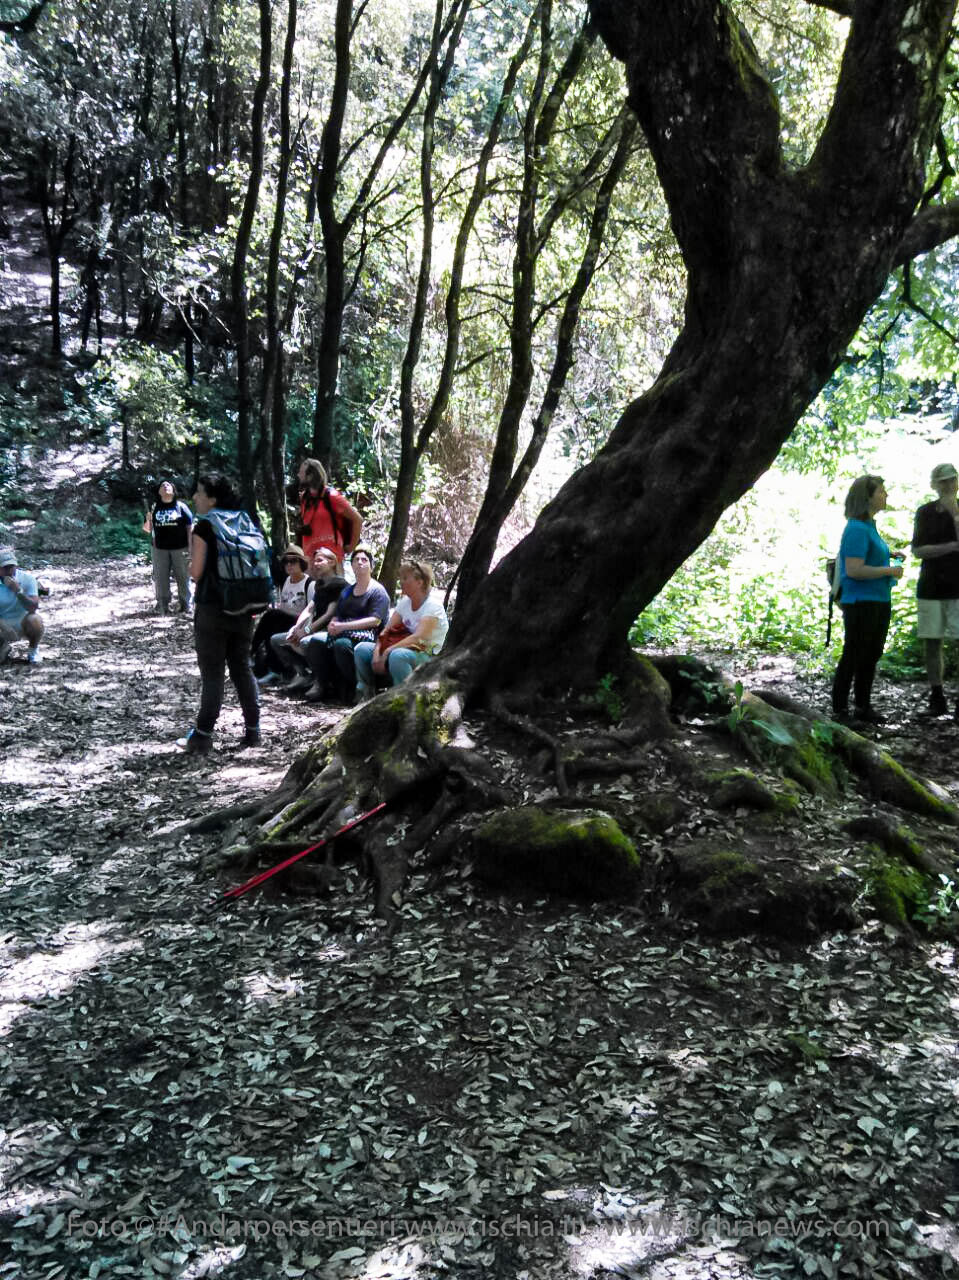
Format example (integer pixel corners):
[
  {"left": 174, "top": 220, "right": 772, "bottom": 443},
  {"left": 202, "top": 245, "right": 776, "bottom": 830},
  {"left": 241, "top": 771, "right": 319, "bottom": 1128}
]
[
  {"left": 280, "top": 544, "right": 309, "bottom": 570},
  {"left": 931, "top": 462, "right": 958, "bottom": 485}
]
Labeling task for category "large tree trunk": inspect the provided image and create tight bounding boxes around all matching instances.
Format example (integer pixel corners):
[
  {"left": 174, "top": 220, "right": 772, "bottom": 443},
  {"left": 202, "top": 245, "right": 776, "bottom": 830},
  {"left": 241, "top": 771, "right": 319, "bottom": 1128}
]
[{"left": 443, "top": 0, "right": 958, "bottom": 699}]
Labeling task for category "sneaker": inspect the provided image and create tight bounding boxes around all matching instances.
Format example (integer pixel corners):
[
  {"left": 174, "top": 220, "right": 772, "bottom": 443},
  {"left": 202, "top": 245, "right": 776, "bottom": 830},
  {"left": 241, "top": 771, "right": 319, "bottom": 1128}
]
[
  {"left": 176, "top": 727, "right": 212, "bottom": 754},
  {"left": 284, "top": 673, "right": 314, "bottom": 694},
  {"left": 26, "top": 648, "right": 42, "bottom": 666},
  {"left": 930, "top": 688, "right": 949, "bottom": 716},
  {"left": 257, "top": 671, "right": 282, "bottom": 687},
  {"left": 304, "top": 681, "right": 326, "bottom": 702},
  {"left": 0, "top": 640, "right": 11, "bottom": 665},
  {"left": 239, "top": 727, "right": 262, "bottom": 748}
]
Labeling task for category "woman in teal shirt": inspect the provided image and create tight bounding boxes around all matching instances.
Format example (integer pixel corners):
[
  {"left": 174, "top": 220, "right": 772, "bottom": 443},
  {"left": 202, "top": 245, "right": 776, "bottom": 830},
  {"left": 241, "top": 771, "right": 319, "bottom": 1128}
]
[{"left": 831, "top": 475, "right": 904, "bottom": 724}]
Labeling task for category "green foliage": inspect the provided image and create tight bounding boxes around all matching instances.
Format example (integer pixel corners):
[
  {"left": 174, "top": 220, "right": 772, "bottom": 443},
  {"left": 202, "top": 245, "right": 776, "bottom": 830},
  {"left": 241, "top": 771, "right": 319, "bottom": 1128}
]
[
  {"left": 592, "top": 673, "right": 625, "bottom": 723},
  {"left": 913, "top": 873, "right": 959, "bottom": 929},
  {"left": 89, "top": 504, "right": 144, "bottom": 557}
]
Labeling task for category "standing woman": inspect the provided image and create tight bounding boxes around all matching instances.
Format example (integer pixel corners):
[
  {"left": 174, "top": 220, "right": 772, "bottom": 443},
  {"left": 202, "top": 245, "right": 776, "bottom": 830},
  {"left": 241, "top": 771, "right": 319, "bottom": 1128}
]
[
  {"left": 832, "top": 475, "right": 904, "bottom": 725},
  {"left": 297, "top": 458, "right": 363, "bottom": 566},
  {"left": 177, "top": 475, "right": 260, "bottom": 754},
  {"left": 143, "top": 480, "right": 193, "bottom": 614}
]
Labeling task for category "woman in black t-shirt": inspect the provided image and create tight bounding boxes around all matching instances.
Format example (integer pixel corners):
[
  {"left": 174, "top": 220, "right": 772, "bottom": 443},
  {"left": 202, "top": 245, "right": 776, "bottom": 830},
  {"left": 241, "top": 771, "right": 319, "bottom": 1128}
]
[{"left": 143, "top": 480, "right": 193, "bottom": 614}]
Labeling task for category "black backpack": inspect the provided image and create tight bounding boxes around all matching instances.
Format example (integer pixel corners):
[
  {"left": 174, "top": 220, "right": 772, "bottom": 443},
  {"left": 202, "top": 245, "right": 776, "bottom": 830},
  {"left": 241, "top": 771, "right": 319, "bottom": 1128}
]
[{"left": 203, "top": 509, "right": 275, "bottom": 615}]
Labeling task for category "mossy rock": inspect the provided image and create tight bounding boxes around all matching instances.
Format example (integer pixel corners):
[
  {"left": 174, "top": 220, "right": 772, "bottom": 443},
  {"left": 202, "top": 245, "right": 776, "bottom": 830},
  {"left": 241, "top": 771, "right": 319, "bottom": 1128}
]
[
  {"left": 865, "top": 853, "right": 930, "bottom": 930},
  {"left": 670, "top": 844, "right": 762, "bottom": 933},
  {"left": 706, "top": 768, "right": 799, "bottom": 815},
  {"left": 472, "top": 805, "right": 641, "bottom": 901},
  {"left": 635, "top": 791, "right": 688, "bottom": 834}
]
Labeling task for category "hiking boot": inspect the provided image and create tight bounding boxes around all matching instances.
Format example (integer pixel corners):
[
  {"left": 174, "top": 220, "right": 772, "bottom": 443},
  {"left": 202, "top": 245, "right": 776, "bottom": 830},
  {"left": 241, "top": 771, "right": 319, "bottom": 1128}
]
[
  {"left": 304, "top": 681, "right": 326, "bottom": 702},
  {"left": 854, "top": 706, "right": 885, "bottom": 725},
  {"left": 176, "top": 727, "right": 213, "bottom": 754},
  {"left": 929, "top": 687, "right": 949, "bottom": 716},
  {"left": 284, "top": 673, "right": 314, "bottom": 694},
  {"left": 0, "top": 639, "right": 11, "bottom": 665},
  {"left": 26, "top": 648, "right": 42, "bottom": 666},
  {"left": 239, "top": 726, "right": 262, "bottom": 748}
]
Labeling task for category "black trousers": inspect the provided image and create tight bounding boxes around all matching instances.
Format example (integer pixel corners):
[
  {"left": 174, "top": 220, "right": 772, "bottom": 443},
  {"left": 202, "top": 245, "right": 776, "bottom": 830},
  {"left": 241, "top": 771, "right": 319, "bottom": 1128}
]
[
  {"left": 832, "top": 601, "right": 891, "bottom": 712},
  {"left": 194, "top": 604, "right": 259, "bottom": 734}
]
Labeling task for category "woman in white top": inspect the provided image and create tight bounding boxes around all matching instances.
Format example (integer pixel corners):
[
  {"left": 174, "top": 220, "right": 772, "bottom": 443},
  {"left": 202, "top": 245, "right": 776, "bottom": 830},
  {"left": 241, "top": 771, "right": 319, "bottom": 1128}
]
[
  {"left": 251, "top": 545, "right": 311, "bottom": 681},
  {"left": 354, "top": 558, "right": 448, "bottom": 700}
]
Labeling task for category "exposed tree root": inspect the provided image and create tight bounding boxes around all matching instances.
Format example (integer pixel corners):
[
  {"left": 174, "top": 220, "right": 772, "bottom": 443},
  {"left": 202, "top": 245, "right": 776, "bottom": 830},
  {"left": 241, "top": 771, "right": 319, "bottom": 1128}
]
[{"left": 490, "top": 695, "right": 569, "bottom": 796}]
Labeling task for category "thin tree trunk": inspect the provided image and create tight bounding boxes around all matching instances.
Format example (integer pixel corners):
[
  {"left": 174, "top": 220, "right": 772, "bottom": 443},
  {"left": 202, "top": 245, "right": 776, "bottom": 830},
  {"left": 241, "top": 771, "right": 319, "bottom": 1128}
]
[{"left": 231, "top": 0, "right": 272, "bottom": 510}]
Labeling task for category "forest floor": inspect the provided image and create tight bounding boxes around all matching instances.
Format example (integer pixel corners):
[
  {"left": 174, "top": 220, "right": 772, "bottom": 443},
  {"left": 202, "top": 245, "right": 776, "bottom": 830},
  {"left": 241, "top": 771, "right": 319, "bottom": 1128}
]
[{"left": 0, "top": 547, "right": 957, "bottom": 1280}]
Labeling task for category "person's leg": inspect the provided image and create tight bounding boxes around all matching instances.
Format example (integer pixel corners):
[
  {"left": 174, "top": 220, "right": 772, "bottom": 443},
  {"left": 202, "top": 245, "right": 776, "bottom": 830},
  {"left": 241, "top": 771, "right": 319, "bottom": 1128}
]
[
  {"left": 270, "top": 630, "right": 307, "bottom": 677},
  {"left": 853, "top": 602, "right": 891, "bottom": 714},
  {"left": 304, "top": 636, "right": 335, "bottom": 697},
  {"left": 171, "top": 548, "right": 192, "bottom": 610},
  {"left": 832, "top": 604, "right": 861, "bottom": 714},
  {"left": 386, "top": 647, "right": 432, "bottom": 686},
  {"left": 21, "top": 612, "right": 44, "bottom": 663},
  {"left": 224, "top": 615, "right": 260, "bottom": 736},
  {"left": 917, "top": 599, "right": 947, "bottom": 712},
  {"left": 151, "top": 546, "right": 172, "bottom": 611},
  {"left": 354, "top": 642, "right": 376, "bottom": 699},
  {"left": 330, "top": 636, "right": 358, "bottom": 701},
  {"left": 0, "top": 618, "right": 18, "bottom": 663},
  {"left": 194, "top": 605, "right": 227, "bottom": 736}
]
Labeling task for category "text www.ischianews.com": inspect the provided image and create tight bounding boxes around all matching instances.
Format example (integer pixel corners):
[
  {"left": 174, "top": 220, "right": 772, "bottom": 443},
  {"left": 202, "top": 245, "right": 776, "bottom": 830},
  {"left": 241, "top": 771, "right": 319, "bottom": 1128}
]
[{"left": 62, "top": 1211, "right": 891, "bottom": 1243}]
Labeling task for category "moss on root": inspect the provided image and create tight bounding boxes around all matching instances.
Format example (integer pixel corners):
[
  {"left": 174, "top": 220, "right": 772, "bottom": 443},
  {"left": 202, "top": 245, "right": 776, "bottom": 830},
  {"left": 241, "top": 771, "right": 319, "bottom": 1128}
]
[
  {"left": 865, "top": 853, "right": 930, "bottom": 930},
  {"left": 473, "top": 805, "right": 641, "bottom": 901}
]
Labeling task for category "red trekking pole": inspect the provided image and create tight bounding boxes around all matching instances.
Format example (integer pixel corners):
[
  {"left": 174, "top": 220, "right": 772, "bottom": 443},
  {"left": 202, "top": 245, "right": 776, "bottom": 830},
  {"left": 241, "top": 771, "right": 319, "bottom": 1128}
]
[{"left": 205, "top": 802, "right": 387, "bottom": 911}]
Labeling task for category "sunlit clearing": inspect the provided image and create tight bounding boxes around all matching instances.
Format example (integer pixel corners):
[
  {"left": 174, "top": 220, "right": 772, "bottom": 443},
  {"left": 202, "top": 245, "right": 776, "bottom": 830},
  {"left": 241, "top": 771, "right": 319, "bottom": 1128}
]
[
  {"left": 178, "top": 1245, "right": 247, "bottom": 1278},
  {"left": 0, "top": 934, "right": 142, "bottom": 1035},
  {"left": 243, "top": 972, "right": 304, "bottom": 1002},
  {"left": 0, "top": 1185, "right": 63, "bottom": 1215},
  {"left": 360, "top": 1239, "right": 432, "bottom": 1277},
  {"left": 566, "top": 1224, "right": 758, "bottom": 1277}
]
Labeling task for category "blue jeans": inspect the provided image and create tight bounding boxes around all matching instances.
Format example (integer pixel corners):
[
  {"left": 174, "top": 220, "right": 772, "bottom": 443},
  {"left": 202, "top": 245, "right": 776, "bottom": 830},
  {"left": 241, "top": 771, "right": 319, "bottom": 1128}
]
[{"left": 355, "top": 643, "right": 432, "bottom": 697}]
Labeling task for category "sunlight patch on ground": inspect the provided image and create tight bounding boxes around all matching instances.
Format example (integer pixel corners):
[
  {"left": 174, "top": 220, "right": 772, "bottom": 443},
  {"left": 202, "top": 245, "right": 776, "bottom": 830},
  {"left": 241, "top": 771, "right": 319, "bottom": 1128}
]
[
  {"left": 178, "top": 1244, "right": 247, "bottom": 1277},
  {"left": 242, "top": 971, "right": 304, "bottom": 1002},
  {"left": 0, "top": 930, "right": 142, "bottom": 1035},
  {"left": 358, "top": 1240, "right": 432, "bottom": 1277}
]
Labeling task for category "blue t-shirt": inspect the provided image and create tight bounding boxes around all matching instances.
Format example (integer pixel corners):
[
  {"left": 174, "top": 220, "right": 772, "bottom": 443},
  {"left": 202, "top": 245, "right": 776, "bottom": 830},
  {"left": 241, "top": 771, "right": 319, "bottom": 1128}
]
[
  {"left": 0, "top": 569, "right": 37, "bottom": 623},
  {"left": 839, "top": 519, "right": 893, "bottom": 604}
]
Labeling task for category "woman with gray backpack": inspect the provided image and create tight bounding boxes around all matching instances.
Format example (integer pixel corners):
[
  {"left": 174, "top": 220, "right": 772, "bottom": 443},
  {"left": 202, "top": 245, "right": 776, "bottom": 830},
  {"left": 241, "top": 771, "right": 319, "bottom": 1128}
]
[{"left": 177, "top": 474, "right": 274, "bottom": 755}]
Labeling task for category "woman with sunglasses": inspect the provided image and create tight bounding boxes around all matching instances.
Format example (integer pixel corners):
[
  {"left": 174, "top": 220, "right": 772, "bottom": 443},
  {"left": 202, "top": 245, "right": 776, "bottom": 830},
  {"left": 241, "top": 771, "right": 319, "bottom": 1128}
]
[{"left": 251, "top": 545, "right": 311, "bottom": 683}]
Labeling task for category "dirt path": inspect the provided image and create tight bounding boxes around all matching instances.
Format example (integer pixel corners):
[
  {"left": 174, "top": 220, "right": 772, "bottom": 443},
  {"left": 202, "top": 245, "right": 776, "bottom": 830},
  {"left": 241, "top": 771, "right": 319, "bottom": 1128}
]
[{"left": 1, "top": 555, "right": 958, "bottom": 1280}]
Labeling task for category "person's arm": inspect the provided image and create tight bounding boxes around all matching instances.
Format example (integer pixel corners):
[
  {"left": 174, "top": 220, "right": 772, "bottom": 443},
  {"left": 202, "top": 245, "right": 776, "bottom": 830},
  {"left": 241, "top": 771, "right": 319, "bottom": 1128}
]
[
  {"left": 328, "top": 612, "right": 382, "bottom": 635},
  {"left": 189, "top": 537, "right": 207, "bottom": 582},
  {"left": 344, "top": 501, "right": 363, "bottom": 554},
  {"left": 142, "top": 510, "right": 153, "bottom": 535},
  {"left": 913, "top": 541, "right": 959, "bottom": 559},
  {"left": 844, "top": 557, "right": 903, "bottom": 581},
  {"left": 306, "top": 602, "right": 336, "bottom": 634},
  {"left": 7, "top": 580, "right": 39, "bottom": 614},
  {"left": 402, "top": 614, "right": 440, "bottom": 652}
]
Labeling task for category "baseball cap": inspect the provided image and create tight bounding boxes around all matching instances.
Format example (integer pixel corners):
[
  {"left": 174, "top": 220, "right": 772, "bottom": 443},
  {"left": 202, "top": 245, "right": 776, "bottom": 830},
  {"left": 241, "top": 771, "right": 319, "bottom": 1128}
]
[
  {"left": 0, "top": 549, "right": 18, "bottom": 569},
  {"left": 931, "top": 462, "right": 958, "bottom": 485}
]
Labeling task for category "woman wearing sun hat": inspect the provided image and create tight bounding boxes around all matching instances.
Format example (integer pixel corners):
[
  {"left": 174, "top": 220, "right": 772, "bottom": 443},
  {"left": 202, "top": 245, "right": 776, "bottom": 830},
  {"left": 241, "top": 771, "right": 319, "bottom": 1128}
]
[{"left": 250, "top": 544, "right": 311, "bottom": 682}]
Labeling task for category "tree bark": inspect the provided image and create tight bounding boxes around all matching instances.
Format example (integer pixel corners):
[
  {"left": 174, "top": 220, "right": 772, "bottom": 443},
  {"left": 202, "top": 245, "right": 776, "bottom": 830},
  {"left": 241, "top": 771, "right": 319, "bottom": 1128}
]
[{"left": 442, "top": 0, "right": 957, "bottom": 699}]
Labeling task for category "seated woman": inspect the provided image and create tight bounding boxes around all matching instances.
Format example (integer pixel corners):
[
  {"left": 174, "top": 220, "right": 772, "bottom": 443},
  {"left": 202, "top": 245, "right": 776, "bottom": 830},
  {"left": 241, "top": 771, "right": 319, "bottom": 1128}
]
[
  {"left": 269, "top": 547, "right": 346, "bottom": 690},
  {"left": 354, "top": 558, "right": 448, "bottom": 700},
  {"left": 252, "top": 545, "right": 311, "bottom": 682},
  {"left": 302, "top": 545, "right": 389, "bottom": 702}
]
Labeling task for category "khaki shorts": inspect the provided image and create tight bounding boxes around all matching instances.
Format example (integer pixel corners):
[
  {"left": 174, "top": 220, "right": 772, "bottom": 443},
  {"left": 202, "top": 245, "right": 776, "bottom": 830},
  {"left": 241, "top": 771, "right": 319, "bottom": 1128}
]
[
  {"left": 0, "top": 618, "right": 24, "bottom": 643},
  {"left": 917, "top": 598, "right": 959, "bottom": 639}
]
